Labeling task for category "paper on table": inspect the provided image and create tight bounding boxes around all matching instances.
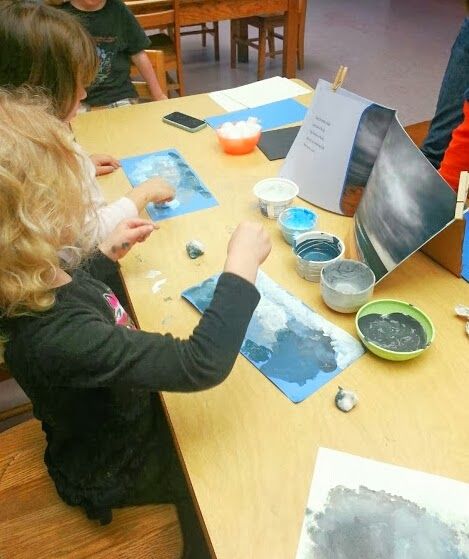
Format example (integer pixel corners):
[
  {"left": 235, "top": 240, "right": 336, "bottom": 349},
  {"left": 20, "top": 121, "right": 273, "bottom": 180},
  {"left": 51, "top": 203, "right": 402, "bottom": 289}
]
[
  {"left": 280, "top": 79, "right": 375, "bottom": 214},
  {"left": 222, "top": 76, "right": 311, "bottom": 108},
  {"left": 182, "top": 271, "right": 364, "bottom": 404},
  {"left": 208, "top": 91, "right": 246, "bottom": 112},
  {"left": 296, "top": 448, "right": 469, "bottom": 559},
  {"left": 205, "top": 98, "right": 307, "bottom": 132}
]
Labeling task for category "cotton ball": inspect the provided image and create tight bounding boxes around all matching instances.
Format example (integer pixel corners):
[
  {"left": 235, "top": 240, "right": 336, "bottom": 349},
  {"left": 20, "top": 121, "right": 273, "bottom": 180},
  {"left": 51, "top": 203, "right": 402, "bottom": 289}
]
[
  {"left": 335, "top": 386, "right": 358, "bottom": 412},
  {"left": 246, "top": 117, "right": 261, "bottom": 134},
  {"left": 219, "top": 122, "right": 236, "bottom": 139},
  {"left": 455, "top": 304, "right": 469, "bottom": 318}
]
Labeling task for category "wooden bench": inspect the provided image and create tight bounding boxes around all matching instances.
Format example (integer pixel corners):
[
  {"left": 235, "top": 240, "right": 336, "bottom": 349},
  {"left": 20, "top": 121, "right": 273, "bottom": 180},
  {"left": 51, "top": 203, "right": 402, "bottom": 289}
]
[{"left": 0, "top": 419, "right": 183, "bottom": 558}]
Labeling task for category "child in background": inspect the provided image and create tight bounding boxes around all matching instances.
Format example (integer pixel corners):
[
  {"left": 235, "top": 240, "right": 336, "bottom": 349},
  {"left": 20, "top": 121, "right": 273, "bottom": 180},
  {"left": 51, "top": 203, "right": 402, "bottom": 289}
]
[
  {"left": 439, "top": 88, "right": 469, "bottom": 192},
  {"left": 0, "top": 88, "right": 271, "bottom": 556},
  {"left": 421, "top": 3, "right": 469, "bottom": 169},
  {"left": 50, "top": 0, "right": 167, "bottom": 107},
  {"left": 0, "top": 1, "right": 172, "bottom": 243}
]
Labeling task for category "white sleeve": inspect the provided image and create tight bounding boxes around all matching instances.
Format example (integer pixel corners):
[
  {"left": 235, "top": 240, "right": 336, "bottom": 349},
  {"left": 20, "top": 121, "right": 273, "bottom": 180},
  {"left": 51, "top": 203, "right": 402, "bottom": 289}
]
[{"left": 75, "top": 143, "right": 139, "bottom": 243}]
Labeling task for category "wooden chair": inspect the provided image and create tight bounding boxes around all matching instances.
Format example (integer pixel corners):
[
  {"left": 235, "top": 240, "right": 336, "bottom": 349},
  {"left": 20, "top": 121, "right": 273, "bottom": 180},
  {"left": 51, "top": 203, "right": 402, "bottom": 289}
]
[
  {"left": 126, "top": 0, "right": 184, "bottom": 97},
  {"left": 130, "top": 49, "right": 168, "bottom": 99},
  {"left": 404, "top": 120, "right": 431, "bottom": 147},
  {"left": 0, "top": 419, "right": 183, "bottom": 558},
  {"left": 230, "top": 0, "right": 307, "bottom": 81},
  {"left": 180, "top": 22, "right": 220, "bottom": 61},
  {"left": 0, "top": 364, "right": 32, "bottom": 430}
]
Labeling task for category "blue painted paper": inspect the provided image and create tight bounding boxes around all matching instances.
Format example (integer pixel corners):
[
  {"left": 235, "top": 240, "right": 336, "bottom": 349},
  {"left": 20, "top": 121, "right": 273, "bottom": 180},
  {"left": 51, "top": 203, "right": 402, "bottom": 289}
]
[
  {"left": 120, "top": 149, "right": 218, "bottom": 222},
  {"left": 205, "top": 99, "right": 307, "bottom": 131},
  {"left": 182, "top": 271, "right": 364, "bottom": 403},
  {"left": 462, "top": 211, "right": 469, "bottom": 282}
]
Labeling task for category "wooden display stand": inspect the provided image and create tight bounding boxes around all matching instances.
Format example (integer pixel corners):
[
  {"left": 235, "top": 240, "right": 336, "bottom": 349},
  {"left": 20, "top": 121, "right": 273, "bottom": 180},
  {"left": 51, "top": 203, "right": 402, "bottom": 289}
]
[{"left": 421, "top": 171, "right": 468, "bottom": 277}]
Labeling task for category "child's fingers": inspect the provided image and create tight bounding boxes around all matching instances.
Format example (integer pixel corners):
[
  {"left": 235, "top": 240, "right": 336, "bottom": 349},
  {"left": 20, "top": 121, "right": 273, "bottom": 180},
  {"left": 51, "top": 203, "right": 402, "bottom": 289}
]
[
  {"left": 124, "top": 218, "right": 156, "bottom": 229},
  {"left": 124, "top": 224, "right": 155, "bottom": 245},
  {"left": 96, "top": 165, "right": 115, "bottom": 176},
  {"left": 106, "top": 156, "right": 121, "bottom": 169}
]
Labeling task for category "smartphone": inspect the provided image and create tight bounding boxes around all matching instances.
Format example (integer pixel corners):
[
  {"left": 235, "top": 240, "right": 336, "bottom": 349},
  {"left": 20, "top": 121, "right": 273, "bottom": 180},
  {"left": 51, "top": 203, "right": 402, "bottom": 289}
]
[{"left": 162, "top": 111, "right": 207, "bottom": 132}]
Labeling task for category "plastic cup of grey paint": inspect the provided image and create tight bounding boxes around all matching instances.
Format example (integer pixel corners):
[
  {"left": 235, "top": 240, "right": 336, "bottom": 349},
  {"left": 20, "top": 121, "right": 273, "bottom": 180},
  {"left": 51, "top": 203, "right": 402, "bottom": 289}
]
[
  {"left": 293, "top": 231, "right": 345, "bottom": 282},
  {"left": 277, "top": 207, "right": 318, "bottom": 245},
  {"left": 253, "top": 178, "right": 299, "bottom": 219},
  {"left": 320, "top": 259, "right": 375, "bottom": 313}
]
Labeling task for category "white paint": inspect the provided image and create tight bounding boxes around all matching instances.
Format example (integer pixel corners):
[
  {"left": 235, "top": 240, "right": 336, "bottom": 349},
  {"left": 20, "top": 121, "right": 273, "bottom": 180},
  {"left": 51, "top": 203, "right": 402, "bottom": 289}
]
[
  {"left": 151, "top": 278, "right": 167, "bottom": 293},
  {"left": 146, "top": 270, "right": 162, "bottom": 279},
  {"left": 254, "top": 178, "right": 299, "bottom": 202}
]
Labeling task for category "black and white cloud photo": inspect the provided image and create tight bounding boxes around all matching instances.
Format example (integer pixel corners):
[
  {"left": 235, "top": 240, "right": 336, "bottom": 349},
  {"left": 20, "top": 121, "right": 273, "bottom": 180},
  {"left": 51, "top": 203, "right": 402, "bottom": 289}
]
[{"left": 353, "top": 118, "right": 457, "bottom": 281}]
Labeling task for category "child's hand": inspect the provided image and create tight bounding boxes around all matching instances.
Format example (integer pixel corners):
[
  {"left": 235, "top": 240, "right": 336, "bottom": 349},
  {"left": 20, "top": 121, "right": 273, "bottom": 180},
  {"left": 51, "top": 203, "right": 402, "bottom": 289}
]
[
  {"left": 224, "top": 222, "right": 272, "bottom": 284},
  {"left": 99, "top": 218, "right": 157, "bottom": 261},
  {"left": 156, "top": 93, "right": 168, "bottom": 101},
  {"left": 90, "top": 153, "right": 121, "bottom": 176},
  {"left": 135, "top": 178, "right": 175, "bottom": 204}
]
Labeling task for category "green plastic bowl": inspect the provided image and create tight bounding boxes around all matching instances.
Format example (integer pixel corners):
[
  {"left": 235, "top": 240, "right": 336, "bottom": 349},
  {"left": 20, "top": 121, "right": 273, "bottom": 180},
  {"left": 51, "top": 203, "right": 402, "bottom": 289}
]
[{"left": 355, "top": 299, "right": 435, "bottom": 361}]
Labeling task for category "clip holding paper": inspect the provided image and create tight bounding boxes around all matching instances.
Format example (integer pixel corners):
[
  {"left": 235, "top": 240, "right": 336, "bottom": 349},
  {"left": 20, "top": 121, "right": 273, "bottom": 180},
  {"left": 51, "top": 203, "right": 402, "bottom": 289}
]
[
  {"left": 332, "top": 65, "right": 348, "bottom": 91},
  {"left": 455, "top": 171, "right": 469, "bottom": 220}
]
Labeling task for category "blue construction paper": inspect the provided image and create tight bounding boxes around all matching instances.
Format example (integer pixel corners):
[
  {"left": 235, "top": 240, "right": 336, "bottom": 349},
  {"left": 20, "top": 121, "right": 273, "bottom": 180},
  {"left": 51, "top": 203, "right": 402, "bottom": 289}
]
[
  {"left": 462, "top": 211, "right": 469, "bottom": 282},
  {"left": 120, "top": 148, "right": 218, "bottom": 222},
  {"left": 182, "top": 271, "right": 364, "bottom": 404},
  {"left": 205, "top": 99, "right": 307, "bottom": 131}
]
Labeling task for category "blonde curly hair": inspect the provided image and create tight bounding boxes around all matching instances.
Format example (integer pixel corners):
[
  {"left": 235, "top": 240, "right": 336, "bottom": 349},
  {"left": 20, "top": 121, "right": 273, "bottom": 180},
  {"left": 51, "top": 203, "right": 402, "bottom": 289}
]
[{"left": 0, "top": 88, "right": 94, "bottom": 320}]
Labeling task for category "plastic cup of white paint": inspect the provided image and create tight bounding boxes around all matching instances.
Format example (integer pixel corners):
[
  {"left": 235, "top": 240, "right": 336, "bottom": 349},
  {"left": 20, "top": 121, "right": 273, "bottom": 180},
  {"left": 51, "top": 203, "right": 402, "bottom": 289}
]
[{"left": 253, "top": 178, "right": 299, "bottom": 219}]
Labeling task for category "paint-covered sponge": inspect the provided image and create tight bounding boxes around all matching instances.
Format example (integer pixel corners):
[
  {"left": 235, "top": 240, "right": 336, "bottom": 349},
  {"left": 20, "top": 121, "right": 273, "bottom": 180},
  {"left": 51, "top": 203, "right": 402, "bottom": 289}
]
[
  {"left": 186, "top": 239, "right": 205, "bottom": 259},
  {"left": 335, "top": 386, "right": 358, "bottom": 412}
]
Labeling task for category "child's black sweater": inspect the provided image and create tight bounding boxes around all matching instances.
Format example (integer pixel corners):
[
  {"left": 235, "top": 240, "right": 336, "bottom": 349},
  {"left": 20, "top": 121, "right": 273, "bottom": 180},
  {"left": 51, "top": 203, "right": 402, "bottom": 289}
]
[{"left": 2, "top": 254, "right": 259, "bottom": 521}]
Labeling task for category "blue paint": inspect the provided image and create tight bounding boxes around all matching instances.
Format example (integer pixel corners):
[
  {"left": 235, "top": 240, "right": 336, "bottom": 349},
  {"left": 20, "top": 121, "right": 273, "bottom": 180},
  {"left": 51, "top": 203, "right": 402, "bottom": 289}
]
[
  {"left": 295, "top": 238, "right": 342, "bottom": 262},
  {"left": 281, "top": 208, "right": 317, "bottom": 229},
  {"left": 279, "top": 207, "right": 317, "bottom": 245}
]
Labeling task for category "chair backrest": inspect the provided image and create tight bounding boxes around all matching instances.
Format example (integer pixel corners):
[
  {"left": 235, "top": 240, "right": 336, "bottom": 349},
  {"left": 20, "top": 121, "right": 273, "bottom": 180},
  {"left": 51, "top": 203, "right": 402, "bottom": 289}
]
[
  {"left": 131, "top": 49, "right": 168, "bottom": 98},
  {"left": 126, "top": 0, "right": 176, "bottom": 27},
  {"left": 128, "top": 0, "right": 184, "bottom": 96}
]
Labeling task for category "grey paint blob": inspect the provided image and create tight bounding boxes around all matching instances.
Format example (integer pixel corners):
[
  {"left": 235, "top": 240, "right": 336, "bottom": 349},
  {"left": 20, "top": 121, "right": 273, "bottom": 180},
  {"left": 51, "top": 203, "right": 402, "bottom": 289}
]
[
  {"left": 306, "top": 485, "right": 468, "bottom": 559},
  {"left": 358, "top": 312, "right": 427, "bottom": 351}
]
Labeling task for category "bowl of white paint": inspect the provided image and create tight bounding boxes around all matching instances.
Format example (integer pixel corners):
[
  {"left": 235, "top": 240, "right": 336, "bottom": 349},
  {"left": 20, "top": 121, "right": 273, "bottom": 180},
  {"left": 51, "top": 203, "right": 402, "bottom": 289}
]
[
  {"left": 253, "top": 178, "right": 299, "bottom": 219},
  {"left": 320, "top": 259, "right": 375, "bottom": 313}
]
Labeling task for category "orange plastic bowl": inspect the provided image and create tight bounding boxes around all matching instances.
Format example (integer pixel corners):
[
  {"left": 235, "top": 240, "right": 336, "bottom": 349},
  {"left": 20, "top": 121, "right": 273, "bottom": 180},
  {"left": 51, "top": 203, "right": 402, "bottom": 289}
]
[{"left": 216, "top": 129, "right": 261, "bottom": 155}]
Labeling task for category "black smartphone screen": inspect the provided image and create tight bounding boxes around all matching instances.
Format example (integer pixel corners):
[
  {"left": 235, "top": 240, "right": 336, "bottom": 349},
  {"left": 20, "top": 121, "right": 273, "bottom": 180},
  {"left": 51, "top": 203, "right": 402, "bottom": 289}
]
[{"left": 163, "top": 112, "right": 206, "bottom": 129}]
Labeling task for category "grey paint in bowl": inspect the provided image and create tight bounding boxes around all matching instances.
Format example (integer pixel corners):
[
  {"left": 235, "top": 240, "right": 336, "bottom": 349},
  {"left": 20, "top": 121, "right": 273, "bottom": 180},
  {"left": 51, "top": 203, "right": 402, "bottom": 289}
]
[{"left": 321, "top": 259, "right": 375, "bottom": 313}]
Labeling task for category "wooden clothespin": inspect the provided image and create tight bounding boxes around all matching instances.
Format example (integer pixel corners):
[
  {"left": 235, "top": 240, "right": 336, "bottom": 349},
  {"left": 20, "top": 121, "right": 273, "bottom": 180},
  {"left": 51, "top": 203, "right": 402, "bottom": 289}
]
[
  {"left": 332, "top": 65, "right": 348, "bottom": 91},
  {"left": 455, "top": 171, "right": 469, "bottom": 220}
]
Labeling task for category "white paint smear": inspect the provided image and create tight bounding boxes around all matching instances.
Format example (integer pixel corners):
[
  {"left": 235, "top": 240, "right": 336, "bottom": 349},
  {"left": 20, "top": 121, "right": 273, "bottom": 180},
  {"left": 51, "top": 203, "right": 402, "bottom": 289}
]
[
  {"left": 146, "top": 270, "right": 162, "bottom": 279},
  {"left": 151, "top": 278, "right": 167, "bottom": 293}
]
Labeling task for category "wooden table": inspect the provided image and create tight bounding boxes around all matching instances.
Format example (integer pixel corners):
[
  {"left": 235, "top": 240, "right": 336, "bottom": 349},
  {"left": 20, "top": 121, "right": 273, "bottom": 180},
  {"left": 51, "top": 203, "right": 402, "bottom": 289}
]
[
  {"left": 73, "top": 87, "right": 469, "bottom": 559},
  {"left": 128, "top": 0, "right": 299, "bottom": 77}
]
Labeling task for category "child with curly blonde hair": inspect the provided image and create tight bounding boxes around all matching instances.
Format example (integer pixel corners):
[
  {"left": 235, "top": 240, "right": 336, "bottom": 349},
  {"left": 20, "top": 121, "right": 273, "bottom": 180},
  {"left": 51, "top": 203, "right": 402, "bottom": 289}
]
[{"left": 0, "top": 88, "right": 271, "bottom": 557}]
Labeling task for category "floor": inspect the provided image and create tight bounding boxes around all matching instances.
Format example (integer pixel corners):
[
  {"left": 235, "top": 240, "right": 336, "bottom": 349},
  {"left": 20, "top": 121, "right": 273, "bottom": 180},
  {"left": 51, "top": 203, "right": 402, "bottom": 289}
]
[{"left": 181, "top": 0, "right": 465, "bottom": 125}]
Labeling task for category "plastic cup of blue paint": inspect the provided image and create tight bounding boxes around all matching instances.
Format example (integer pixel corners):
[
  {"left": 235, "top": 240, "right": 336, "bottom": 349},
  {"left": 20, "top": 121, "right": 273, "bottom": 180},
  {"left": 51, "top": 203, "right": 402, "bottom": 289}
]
[
  {"left": 278, "top": 207, "right": 318, "bottom": 245},
  {"left": 293, "top": 231, "right": 345, "bottom": 282}
]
